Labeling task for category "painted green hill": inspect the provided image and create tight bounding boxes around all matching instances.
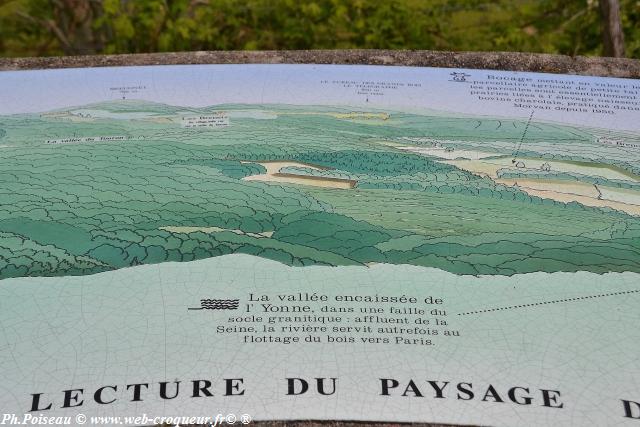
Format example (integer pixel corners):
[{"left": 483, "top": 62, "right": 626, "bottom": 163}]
[{"left": 1, "top": 101, "right": 639, "bottom": 279}]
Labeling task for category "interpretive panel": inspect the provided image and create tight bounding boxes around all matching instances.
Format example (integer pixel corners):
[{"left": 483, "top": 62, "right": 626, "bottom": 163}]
[{"left": 0, "top": 64, "right": 639, "bottom": 426}]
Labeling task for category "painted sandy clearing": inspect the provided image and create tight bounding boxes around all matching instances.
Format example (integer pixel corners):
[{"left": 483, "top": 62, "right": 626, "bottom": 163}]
[
  {"left": 494, "top": 178, "right": 640, "bottom": 215},
  {"left": 505, "top": 184, "right": 640, "bottom": 216},
  {"left": 396, "top": 146, "right": 499, "bottom": 160},
  {"left": 437, "top": 158, "right": 640, "bottom": 215},
  {"left": 446, "top": 157, "right": 639, "bottom": 181},
  {"left": 243, "top": 161, "right": 357, "bottom": 189}
]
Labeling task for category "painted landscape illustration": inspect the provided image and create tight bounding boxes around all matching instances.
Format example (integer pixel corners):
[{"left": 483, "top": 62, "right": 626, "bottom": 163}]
[{"left": 1, "top": 99, "right": 640, "bottom": 279}]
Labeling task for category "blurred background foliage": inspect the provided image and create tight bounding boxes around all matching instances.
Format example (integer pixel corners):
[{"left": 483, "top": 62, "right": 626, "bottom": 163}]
[{"left": 0, "top": 0, "right": 638, "bottom": 58}]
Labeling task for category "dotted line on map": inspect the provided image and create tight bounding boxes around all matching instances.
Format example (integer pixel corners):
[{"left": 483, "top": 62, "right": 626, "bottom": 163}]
[
  {"left": 457, "top": 289, "right": 640, "bottom": 316},
  {"left": 513, "top": 110, "right": 534, "bottom": 158}
]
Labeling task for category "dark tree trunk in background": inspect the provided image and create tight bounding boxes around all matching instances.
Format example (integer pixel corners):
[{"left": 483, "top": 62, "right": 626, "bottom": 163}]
[
  {"left": 17, "top": 0, "right": 105, "bottom": 55},
  {"left": 599, "top": 0, "right": 625, "bottom": 57},
  {"left": 51, "top": 0, "right": 104, "bottom": 55}
]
